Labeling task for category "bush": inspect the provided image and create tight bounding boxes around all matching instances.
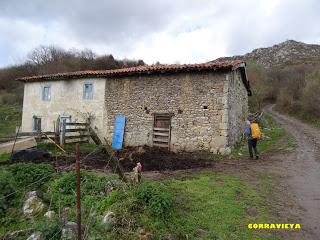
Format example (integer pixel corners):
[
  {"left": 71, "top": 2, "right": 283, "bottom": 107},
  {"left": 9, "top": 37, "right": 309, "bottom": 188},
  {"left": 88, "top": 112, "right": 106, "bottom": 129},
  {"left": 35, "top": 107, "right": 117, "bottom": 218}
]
[
  {"left": 0, "top": 169, "right": 17, "bottom": 216},
  {"left": 50, "top": 171, "right": 113, "bottom": 208},
  {"left": 136, "top": 182, "right": 174, "bottom": 219},
  {"left": 33, "top": 216, "right": 63, "bottom": 240},
  {"left": 0, "top": 93, "right": 21, "bottom": 105},
  {"left": 302, "top": 71, "right": 320, "bottom": 118},
  {"left": 6, "top": 163, "right": 55, "bottom": 189}
]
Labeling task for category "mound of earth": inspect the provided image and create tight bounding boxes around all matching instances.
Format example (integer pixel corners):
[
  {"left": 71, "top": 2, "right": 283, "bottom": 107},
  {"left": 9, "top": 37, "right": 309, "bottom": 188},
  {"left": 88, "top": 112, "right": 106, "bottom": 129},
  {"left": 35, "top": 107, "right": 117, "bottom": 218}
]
[
  {"left": 4, "top": 146, "right": 214, "bottom": 172},
  {"left": 117, "top": 146, "right": 213, "bottom": 171}
]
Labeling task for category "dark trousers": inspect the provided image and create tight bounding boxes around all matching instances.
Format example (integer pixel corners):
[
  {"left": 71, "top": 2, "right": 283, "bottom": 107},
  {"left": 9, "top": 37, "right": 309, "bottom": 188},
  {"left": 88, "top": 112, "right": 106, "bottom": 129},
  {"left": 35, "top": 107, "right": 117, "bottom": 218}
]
[{"left": 248, "top": 139, "right": 259, "bottom": 158}]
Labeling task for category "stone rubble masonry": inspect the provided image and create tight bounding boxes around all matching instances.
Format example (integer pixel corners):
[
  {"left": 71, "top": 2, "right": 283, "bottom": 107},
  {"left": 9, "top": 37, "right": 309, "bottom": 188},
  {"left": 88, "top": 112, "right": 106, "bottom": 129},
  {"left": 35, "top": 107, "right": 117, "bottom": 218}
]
[
  {"left": 227, "top": 69, "right": 249, "bottom": 148},
  {"left": 105, "top": 71, "right": 248, "bottom": 153}
]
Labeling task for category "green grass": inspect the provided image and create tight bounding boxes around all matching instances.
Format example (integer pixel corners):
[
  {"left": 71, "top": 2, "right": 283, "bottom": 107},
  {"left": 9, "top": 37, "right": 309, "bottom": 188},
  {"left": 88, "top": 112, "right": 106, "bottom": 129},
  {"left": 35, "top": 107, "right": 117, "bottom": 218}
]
[
  {"left": 274, "top": 104, "right": 320, "bottom": 129},
  {"left": 86, "top": 172, "right": 279, "bottom": 239},
  {"left": 0, "top": 106, "right": 21, "bottom": 141},
  {"left": 159, "top": 172, "right": 278, "bottom": 240},
  {"left": 0, "top": 167, "right": 279, "bottom": 240},
  {"left": 0, "top": 152, "right": 11, "bottom": 162},
  {"left": 289, "top": 111, "right": 320, "bottom": 129},
  {"left": 233, "top": 113, "right": 286, "bottom": 158}
]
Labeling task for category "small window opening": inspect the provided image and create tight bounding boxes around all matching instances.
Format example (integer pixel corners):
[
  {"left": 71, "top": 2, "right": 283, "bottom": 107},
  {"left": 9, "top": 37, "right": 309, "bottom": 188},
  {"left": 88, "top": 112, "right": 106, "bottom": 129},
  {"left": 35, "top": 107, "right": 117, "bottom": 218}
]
[
  {"left": 42, "top": 86, "right": 51, "bottom": 101},
  {"left": 83, "top": 83, "right": 93, "bottom": 99},
  {"left": 203, "top": 105, "right": 208, "bottom": 109}
]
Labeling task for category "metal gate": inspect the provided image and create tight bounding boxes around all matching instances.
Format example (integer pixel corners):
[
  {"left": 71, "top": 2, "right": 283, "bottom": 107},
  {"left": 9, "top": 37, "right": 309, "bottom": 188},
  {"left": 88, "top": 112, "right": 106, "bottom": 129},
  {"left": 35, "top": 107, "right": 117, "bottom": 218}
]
[{"left": 153, "top": 114, "right": 171, "bottom": 149}]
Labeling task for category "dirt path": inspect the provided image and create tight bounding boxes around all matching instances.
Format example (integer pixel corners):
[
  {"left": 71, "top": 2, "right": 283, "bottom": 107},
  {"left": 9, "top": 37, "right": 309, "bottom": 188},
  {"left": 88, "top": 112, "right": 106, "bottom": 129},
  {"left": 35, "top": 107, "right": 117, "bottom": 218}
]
[{"left": 265, "top": 105, "right": 320, "bottom": 239}]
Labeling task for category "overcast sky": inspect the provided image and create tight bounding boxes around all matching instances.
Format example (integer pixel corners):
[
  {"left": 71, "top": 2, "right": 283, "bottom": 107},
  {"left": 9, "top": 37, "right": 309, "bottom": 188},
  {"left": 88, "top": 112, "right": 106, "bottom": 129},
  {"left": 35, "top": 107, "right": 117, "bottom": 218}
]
[{"left": 0, "top": 0, "right": 319, "bottom": 67}]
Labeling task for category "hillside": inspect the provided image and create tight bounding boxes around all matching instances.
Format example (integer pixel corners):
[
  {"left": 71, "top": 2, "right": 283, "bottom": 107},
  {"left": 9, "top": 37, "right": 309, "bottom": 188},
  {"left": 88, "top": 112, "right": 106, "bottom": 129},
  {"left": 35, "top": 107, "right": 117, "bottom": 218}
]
[
  {"left": 216, "top": 40, "right": 320, "bottom": 67},
  {"left": 216, "top": 40, "right": 320, "bottom": 125}
]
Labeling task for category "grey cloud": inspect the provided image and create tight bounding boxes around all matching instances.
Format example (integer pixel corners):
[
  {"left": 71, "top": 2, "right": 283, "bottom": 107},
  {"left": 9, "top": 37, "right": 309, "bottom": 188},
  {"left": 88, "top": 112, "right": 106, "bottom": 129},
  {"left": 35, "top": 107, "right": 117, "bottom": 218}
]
[
  {"left": 0, "top": 0, "right": 320, "bottom": 67},
  {"left": 0, "top": 0, "right": 194, "bottom": 44}
]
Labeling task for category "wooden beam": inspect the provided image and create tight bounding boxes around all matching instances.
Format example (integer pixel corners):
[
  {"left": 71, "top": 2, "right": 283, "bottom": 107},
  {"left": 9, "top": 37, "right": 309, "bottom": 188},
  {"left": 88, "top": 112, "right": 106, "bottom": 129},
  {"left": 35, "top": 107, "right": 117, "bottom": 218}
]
[
  {"left": 153, "top": 132, "right": 169, "bottom": 136},
  {"left": 153, "top": 127, "right": 170, "bottom": 131},
  {"left": 64, "top": 135, "right": 90, "bottom": 140},
  {"left": 65, "top": 122, "right": 88, "bottom": 126},
  {"left": 65, "top": 129, "right": 88, "bottom": 133},
  {"left": 153, "top": 138, "right": 169, "bottom": 143}
]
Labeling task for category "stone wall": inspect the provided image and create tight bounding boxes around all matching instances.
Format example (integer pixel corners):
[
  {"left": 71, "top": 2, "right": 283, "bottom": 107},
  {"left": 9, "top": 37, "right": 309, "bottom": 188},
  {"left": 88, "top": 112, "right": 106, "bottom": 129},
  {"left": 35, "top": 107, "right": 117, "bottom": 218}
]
[
  {"left": 21, "top": 79, "right": 106, "bottom": 140},
  {"left": 226, "top": 69, "right": 249, "bottom": 148},
  {"left": 104, "top": 72, "right": 231, "bottom": 152}
]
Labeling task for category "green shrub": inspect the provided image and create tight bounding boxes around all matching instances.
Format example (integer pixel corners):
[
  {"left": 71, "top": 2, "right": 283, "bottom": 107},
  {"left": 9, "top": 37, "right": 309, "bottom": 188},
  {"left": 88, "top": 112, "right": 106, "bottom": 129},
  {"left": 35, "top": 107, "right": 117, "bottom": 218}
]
[
  {"left": 33, "top": 216, "right": 63, "bottom": 240},
  {"left": 0, "top": 169, "right": 17, "bottom": 216},
  {"left": 136, "top": 182, "right": 174, "bottom": 219},
  {"left": 0, "top": 93, "right": 21, "bottom": 105},
  {"left": 50, "top": 171, "right": 113, "bottom": 208},
  {"left": 0, "top": 152, "right": 10, "bottom": 162},
  {"left": 6, "top": 163, "right": 55, "bottom": 189}
]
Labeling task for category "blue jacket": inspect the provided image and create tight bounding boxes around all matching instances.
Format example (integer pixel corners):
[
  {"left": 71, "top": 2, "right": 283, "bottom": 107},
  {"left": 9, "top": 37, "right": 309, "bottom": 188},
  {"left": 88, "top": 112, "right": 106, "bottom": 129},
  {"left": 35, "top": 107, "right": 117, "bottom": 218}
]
[{"left": 246, "top": 125, "right": 252, "bottom": 140}]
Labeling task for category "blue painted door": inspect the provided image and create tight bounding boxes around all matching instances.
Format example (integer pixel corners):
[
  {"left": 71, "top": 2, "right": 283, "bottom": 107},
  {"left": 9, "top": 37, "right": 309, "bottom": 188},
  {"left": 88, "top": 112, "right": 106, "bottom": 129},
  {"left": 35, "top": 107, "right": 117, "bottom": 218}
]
[{"left": 112, "top": 115, "right": 126, "bottom": 150}]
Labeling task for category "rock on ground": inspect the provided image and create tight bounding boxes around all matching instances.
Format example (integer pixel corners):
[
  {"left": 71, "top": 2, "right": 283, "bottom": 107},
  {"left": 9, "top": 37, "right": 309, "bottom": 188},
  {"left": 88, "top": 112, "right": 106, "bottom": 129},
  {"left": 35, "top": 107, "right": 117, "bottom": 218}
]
[
  {"left": 102, "top": 211, "right": 116, "bottom": 225},
  {"left": 23, "top": 195, "right": 45, "bottom": 218},
  {"left": 26, "top": 232, "right": 45, "bottom": 240},
  {"left": 25, "top": 191, "right": 43, "bottom": 200},
  {"left": 61, "top": 222, "right": 77, "bottom": 240},
  {"left": 44, "top": 210, "right": 55, "bottom": 219}
]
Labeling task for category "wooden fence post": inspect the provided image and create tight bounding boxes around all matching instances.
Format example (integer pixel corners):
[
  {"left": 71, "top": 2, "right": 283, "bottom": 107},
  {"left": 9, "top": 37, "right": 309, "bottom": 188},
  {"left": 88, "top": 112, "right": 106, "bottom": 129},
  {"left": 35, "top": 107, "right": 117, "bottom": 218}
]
[
  {"left": 60, "top": 120, "right": 66, "bottom": 147},
  {"left": 75, "top": 143, "right": 82, "bottom": 240}
]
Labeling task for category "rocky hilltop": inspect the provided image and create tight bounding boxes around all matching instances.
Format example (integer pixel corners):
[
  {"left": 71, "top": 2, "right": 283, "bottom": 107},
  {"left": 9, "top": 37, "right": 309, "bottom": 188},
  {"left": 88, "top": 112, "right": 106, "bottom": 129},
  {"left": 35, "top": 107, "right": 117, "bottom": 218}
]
[{"left": 216, "top": 40, "right": 320, "bottom": 67}]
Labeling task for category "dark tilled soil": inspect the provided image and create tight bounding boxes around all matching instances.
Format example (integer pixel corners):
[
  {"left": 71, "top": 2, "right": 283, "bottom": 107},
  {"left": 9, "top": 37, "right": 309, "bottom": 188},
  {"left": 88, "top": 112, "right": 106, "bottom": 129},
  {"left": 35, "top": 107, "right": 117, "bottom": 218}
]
[
  {"left": 117, "top": 146, "right": 212, "bottom": 171},
  {"left": 4, "top": 146, "right": 213, "bottom": 172}
]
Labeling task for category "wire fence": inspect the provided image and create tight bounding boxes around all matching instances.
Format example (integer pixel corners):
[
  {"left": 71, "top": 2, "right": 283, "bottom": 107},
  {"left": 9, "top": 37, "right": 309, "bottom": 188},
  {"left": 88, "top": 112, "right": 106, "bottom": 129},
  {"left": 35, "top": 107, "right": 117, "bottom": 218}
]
[
  {"left": 1, "top": 146, "right": 103, "bottom": 200},
  {"left": 1, "top": 145, "right": 113, "bottom": 239}
]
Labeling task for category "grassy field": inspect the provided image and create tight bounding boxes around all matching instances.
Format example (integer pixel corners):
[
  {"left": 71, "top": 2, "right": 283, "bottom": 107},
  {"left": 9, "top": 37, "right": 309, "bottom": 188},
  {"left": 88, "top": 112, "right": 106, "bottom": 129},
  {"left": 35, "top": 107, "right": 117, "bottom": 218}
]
[
  {"left": 0, "top": 165, "right": 279, "bottom": 240},
  {"left": 0, "top": 105, "right": 21, "bottom": 141}
]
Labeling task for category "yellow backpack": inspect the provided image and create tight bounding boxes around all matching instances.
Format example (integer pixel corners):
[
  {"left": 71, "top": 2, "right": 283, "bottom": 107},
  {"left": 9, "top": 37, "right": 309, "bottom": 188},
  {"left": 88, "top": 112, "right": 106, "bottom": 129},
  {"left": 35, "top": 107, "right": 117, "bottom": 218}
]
[{"left": 251, "top": 123, "right": 261, "bottom": 139}]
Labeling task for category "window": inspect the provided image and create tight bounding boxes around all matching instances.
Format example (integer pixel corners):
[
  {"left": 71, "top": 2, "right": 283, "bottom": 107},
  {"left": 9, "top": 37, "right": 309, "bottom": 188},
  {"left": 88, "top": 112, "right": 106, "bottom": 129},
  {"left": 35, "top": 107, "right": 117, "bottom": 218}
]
[
  {"left": 32, "top": 116, "right": 41, "bottom": 132},
  {"left": 83, "top": 83, "right": 93, "bottom": 99},
  {"left": 42, "top": 86, "right": 51, "bottom": 101}
]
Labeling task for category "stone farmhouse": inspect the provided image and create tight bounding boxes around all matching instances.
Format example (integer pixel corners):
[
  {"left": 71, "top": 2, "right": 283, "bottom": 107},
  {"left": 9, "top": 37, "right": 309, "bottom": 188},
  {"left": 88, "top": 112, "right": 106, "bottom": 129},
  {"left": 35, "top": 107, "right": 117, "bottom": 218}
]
[{"left": 17, "top": 60, "right": 251, "bottom": 153}]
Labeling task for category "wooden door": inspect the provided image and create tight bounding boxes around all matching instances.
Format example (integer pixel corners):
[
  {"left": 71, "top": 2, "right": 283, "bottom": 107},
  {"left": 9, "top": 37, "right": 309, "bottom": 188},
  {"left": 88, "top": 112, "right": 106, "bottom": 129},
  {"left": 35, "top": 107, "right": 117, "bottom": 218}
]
[{"left": 153, "top": 114, "right": 171, "bottom": 149}]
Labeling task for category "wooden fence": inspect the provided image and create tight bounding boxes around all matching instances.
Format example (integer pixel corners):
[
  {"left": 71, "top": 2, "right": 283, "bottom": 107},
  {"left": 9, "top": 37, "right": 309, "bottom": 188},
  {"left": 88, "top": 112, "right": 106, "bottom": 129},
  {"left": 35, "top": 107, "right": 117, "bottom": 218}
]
[
  {"left": 7, "top": 121, "right": 91, "bottom": 148},
  {"left": 59, "top": 122, "right": 90, "bottom": 146}
]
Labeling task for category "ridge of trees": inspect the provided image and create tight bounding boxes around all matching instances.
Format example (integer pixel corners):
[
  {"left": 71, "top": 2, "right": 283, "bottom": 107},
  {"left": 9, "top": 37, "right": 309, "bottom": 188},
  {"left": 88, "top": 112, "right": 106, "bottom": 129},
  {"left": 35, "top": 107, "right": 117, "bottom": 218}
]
[{"left": 248, "top": 61, "right": 320, "bottom": 119}]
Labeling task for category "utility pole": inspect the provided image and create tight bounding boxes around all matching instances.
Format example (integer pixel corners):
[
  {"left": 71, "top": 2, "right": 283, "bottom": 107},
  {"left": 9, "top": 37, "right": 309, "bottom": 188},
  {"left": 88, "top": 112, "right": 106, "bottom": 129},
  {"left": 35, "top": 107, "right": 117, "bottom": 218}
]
[{"left": 76, "top": 143, "right": 82, "bottom": 240}]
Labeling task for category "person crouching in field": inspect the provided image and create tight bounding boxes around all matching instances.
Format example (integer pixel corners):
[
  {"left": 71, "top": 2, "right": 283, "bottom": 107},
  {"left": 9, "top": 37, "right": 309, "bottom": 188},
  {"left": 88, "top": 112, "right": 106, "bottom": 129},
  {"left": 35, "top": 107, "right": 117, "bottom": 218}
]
[{"left": 245, "top": 119, "right": 261, "bottom": 159}]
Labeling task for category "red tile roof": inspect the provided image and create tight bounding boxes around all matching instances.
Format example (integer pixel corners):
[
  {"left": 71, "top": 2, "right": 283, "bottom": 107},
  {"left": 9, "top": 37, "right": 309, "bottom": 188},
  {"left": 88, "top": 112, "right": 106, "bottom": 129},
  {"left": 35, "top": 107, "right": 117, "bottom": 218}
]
[{"left": 16, "top": 60, "right": 251, "bottom": 94}]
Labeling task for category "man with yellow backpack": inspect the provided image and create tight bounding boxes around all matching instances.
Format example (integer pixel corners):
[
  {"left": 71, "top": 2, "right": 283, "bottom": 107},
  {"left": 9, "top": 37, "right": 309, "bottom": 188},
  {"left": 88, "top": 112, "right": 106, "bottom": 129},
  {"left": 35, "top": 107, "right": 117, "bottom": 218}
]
[{"left": 245, "top": 119, "right": 261, "bottom": 159}]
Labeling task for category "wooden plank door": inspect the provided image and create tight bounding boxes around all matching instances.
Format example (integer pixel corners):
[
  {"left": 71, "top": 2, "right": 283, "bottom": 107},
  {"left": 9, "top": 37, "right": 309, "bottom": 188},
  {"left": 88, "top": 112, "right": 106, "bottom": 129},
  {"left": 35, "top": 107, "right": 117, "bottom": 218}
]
[
  {"left": 112, "top": 115, "right": 126, "bottom": 150},
  {"left": 153, "top": 114, "right": 171, "bottom": 149}
]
